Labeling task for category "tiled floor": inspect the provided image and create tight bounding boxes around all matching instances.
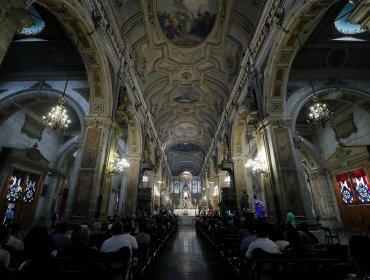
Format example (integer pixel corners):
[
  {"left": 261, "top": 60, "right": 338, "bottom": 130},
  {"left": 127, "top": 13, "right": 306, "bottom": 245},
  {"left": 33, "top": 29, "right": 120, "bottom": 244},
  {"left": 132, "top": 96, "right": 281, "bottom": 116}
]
[{"left": 144, "top": 224, "right": 241, "bottom": 280}]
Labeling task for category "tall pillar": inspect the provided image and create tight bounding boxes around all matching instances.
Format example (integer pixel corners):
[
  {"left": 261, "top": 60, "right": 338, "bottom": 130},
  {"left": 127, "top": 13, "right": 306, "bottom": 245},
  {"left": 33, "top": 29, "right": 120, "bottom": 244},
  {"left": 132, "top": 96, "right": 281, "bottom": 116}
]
[
  {"left": 64, "top": 139, "right": 84, "bottom": 220},
  {"left": 0, "top": 0, "right": 32, "bottom": 64},
  {"left": 256, "top": 118, "right": 313, "bottom": 222},
  {"left": 123, "top": 118, "right": 141, "bottom": 217},
  {"left": 233, "top": 157, "right": 252, "bottom": 212},
  {"left": 124, "top": 156, "right": 140, "bottom": 217},
  {"left": 99, "top": 122, "right": 122, "bottom": 219},
  {"left": 69, "top": 117, "right": 114, "bottom": 224}
]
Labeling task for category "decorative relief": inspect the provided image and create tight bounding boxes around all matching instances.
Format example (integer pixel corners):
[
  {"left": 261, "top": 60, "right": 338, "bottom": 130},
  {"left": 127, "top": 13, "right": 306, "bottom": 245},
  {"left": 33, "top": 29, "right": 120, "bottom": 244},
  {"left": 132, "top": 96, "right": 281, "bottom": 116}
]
[
  {"left": 273, "top": 69, "right": 284, "bottom": 97},
  {"left": 92, "top": 70, "right": 102, "bottom": 97},
  {"left": 272, "top": 101, "right": 283, "bottom": 112},
  {"left": 93, "top": 101, "right": 104, "bottom": 113},
  {"left": 278, "top": 51, "right": 293, "bottom": 65},
  {"left": 85, "top": 53, "right": 99, "bottom": 66},
  {"left": 275, "top": 127, "right": 294, "bottom": 167},
  {"left": 81, "top": 127, "right": 102, "bottom": 168}
]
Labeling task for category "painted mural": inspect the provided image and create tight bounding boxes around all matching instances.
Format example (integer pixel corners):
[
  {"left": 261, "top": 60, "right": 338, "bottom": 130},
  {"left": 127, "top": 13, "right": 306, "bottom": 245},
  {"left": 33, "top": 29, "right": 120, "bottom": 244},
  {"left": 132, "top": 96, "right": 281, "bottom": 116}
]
[
  {"left": 173, "top": 87, "right": 199, "bottom": 103},
  {"left": 157, "top": 0, "right": 217, "bottom": 46}
]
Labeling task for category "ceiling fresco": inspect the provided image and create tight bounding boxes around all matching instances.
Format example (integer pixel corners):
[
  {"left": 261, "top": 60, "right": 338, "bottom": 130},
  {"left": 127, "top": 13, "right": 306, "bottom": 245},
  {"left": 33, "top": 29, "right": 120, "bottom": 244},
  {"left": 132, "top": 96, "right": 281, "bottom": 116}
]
[
  {"left": 156, "top": 0, "right": 217, "bottom": 46},
  {"left": 115, "top": 0, "right": 265, "bottom": 175}
]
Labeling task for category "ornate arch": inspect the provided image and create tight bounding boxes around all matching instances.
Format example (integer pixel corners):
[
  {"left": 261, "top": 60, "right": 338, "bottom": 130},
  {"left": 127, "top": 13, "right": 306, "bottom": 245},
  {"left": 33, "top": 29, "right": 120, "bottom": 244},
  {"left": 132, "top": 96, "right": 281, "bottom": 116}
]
[
  {"left": 264, "top": 0, "right": 337, "bottom": 118},
  {"left": 32, "top": 0, "right": 114, "bottom": 118}
]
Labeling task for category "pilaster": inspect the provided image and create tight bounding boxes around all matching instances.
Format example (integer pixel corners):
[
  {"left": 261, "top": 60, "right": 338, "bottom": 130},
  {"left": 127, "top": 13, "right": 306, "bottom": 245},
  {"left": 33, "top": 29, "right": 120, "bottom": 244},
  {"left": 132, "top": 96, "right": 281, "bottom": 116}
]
[
  {"left": 123, "top": 155, "right": 140, "bottom": 217},
  {"left": 69, "top": 117, "right": 114, "bottom": 224},
  {"left": 256, "top": 117, "right": 313, "bottom": 222}
]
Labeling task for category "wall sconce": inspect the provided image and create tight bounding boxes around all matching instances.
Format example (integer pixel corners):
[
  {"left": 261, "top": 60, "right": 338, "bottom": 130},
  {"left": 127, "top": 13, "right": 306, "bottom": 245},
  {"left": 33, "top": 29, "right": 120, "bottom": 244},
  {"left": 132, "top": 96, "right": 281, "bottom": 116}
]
[
  {"left": 154, "top": 185, "right": 160, "bottom": 197},
  {"left": 213, "top": 186, "right": 219, "bottom": 197},
  {"left": 107, "top": 153, "right": 130, "bottom": 176}
]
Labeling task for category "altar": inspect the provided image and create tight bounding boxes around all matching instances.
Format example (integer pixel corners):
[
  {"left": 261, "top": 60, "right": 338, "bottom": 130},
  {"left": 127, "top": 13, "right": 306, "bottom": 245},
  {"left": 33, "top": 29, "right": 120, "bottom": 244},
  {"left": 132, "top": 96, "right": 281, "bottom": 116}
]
[{"left": 174, "top": 209, "right": 198, "bottom": 216}]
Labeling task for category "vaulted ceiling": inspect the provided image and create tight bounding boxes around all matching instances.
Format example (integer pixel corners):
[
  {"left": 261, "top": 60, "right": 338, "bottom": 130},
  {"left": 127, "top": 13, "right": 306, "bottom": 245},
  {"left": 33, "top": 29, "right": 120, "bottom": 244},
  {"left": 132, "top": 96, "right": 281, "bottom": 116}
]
[
  {"left": 114, "top": 0, "right": 266, "bottom": 175},
  {"left": 2, "top": 0, "right": 369, "bottom": 178}
]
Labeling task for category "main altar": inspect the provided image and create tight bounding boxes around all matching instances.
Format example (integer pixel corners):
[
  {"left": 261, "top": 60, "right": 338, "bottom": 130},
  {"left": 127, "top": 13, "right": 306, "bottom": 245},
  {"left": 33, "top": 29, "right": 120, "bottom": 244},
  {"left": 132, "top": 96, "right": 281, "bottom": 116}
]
[{"left": 173, "top": 181, "right": 198, "bottom": 217}]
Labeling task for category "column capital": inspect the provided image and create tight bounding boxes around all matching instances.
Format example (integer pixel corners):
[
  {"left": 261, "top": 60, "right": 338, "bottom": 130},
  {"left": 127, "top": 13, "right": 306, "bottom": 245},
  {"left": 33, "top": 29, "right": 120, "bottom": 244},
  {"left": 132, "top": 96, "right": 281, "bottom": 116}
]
[
  {"left": 261, "top": 116, "right": 292, "bottom": 128},
  {"left": 85, "top": 116, "right": 112, "bottom": 128},
  {"left": 84, "top": 117, "right": 123, "bottom": 137}
]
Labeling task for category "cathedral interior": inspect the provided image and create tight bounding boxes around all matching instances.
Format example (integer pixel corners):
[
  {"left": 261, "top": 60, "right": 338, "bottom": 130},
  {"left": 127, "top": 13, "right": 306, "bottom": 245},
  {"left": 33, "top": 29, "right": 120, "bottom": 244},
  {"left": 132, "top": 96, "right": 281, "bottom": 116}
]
[{"left": 1, "top": 0, "right": 370, "bottom": 235}]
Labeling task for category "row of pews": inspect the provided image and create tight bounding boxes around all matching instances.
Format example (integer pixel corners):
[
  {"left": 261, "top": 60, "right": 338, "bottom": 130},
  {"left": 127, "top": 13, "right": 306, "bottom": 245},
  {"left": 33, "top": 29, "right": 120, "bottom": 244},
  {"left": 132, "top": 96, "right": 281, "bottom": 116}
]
[
  {"left": 196, "top": 220, "right": 354, "bottom": 280},
  {"left": 2, "top": 219, "right": 178, "bottom": 280}
]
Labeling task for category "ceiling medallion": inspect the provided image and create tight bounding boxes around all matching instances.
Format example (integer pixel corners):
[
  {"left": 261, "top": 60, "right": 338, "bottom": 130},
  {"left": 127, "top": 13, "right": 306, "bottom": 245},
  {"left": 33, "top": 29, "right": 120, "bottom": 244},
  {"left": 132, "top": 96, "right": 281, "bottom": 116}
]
[{"left": 181, "top": 72, "right": 192, "bottom": 80}]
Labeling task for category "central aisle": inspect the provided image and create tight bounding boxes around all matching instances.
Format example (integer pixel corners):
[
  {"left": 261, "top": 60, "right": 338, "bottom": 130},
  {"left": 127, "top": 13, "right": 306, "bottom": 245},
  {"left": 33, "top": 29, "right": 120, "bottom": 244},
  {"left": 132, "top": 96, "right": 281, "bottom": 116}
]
[{"left": 144, "top": 224, "right": 241, "bottom": 280}]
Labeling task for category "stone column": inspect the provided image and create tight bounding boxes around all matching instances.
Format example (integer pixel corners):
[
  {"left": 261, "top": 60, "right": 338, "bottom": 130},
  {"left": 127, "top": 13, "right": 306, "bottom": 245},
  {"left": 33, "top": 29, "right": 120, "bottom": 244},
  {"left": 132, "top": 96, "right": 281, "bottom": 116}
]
[
  {"left": 122, "top": 156, "right": 140, "bottom": 217},
  {"left": 69, "top": 117, "right": 114, "bottom": 224},
  {"left": 144, "top": 170, "right": 157, "bottom": 213},
  {"left": 64, "top": 139, "right": 84, "bottom": 220},
  {"left": 0, "top": 0, "right": 32, "bottom": 64},
  {"left": 233, "top": 156, "right": 250, "bottom": 212},
  {"left": 99, "top": 122, "right": 122, "bottom": 219},
  {"left": 257, "top": 118, "right": 313, "bottom": 222}
]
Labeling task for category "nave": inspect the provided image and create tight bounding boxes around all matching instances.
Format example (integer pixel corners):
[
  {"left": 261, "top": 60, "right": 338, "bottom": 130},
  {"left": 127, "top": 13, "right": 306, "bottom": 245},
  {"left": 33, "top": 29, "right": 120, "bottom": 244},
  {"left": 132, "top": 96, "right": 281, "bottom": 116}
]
[{"left": 143, "top": 223, "right": 241, "bottom": 280}]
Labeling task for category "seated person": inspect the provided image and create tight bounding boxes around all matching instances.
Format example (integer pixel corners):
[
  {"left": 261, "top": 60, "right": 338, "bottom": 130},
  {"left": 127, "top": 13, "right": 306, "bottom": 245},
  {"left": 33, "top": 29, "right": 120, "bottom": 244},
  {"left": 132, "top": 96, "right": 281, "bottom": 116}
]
[
  {"left": 346, "top": 235, "right": 370, "bottom": 279},
  {"left": 240, "top": 222, "right": 257, "bottom": 255},
  {"left": 245, "top": 221, "right": 280, "bottom": 259},
  {"left": 5, "top": 222, "right": 24, "bottom": 251}
]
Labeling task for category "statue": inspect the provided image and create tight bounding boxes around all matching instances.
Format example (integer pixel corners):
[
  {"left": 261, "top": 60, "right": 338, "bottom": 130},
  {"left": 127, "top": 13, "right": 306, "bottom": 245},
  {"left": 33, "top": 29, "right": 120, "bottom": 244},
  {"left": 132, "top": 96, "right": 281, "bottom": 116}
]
[{"left": 240, "top": 190, "right": 250, "bottom": 214}]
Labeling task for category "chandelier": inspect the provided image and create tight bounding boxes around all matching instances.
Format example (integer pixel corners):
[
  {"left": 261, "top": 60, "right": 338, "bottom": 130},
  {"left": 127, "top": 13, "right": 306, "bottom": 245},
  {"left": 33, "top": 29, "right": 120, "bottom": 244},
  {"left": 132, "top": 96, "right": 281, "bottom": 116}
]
[
  {"left": 108, "top": 153, "right": 130, "bottom": 176},
  {"left": 42, "top": 97, "right": 71, "bottom": 129},
  {"left": 245, "top": 156, "right": 267, "bottom": 174},
  {"left": 43, "top": 36, "right": 81, "bottom": 130},
  {"left": 244, "top": 126, "right": 268, "bottom": 175},
  {"left": 307, "top": 94, "right": 334, "bottom": 128},
  {"left": 295, "top": 33, "right": 334, "bottom": 128}
]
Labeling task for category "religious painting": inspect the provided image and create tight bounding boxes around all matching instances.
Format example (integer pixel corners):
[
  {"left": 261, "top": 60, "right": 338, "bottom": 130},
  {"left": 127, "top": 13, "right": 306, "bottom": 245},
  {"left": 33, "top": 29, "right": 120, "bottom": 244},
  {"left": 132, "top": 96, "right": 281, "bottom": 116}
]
[
  {"left": 174, "top": 122, "right": 198, "bottom": 138},
  {"left": 156, "top": 0, "right": 218, "bottom": 46},
  {"left": 81, "top": 127, "right": 102, "bottom": 168},
  {"left": 173, "top": 87, "right": 199, "bottom": 103}
]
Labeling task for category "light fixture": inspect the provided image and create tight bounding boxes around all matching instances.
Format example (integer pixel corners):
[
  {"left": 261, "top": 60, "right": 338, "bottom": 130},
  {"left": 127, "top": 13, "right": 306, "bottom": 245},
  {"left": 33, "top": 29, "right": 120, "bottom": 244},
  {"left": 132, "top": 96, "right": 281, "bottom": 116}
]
[
  {"left": 43, "top": 37, "right": 81, "bottom": 129},
  {"left": 42, "top": 97, "right": 71, "bottom": 129},
  {"left": 245, "top": 155, "right": 268, "bottom": 175},
  {"left": 244, "top": 127, "right": 268, "bottom": 175},
  {"left": 107, "top": 153, "right": 130, "bottom": 176},
  {"left": 307, "top": 93, "right": 334, "bottom": 128},
  {"left": 296, "top": 34, "right": 334, "bottom": 128}
]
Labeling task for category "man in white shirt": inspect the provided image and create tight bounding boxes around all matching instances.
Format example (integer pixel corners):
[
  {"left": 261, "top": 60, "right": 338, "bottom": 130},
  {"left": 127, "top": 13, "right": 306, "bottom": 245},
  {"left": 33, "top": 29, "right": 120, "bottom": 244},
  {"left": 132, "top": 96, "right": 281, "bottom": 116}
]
[
  {"left": 245, "top": 222, "right": 280, "bottom": 259},
  {"left": 101, "top": 221, "right": 132, "bottom": 253},
  {"left": 122, "top": 223, "right": 138, "bottom": 250}
]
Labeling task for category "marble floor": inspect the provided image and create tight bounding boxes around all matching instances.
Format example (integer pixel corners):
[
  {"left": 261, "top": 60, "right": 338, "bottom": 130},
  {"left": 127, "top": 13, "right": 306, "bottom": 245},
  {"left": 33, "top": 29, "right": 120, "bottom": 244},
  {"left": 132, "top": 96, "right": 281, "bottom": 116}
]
[{"left": 143, "top": 224, "right": 241, "bottom": 280}]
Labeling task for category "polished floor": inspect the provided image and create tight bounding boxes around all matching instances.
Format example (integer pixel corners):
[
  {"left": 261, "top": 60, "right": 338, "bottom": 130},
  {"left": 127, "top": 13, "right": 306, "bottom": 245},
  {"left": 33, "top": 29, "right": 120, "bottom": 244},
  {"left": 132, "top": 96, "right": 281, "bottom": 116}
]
[{"left": 144, "top": 223, "right": 241, "bottom": 280}]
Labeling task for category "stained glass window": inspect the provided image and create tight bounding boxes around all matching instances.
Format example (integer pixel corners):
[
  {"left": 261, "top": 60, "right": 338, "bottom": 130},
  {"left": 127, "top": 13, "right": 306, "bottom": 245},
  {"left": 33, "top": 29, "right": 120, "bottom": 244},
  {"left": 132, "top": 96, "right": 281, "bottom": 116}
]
[
  {"left": 335, "top": 168, "right": 370, "bottom": 205},
  {"left": 5, "top": 169, "right": 26, "bottom": 203},
  {"left": 22, "top": 174, "right": 39, "bottom": 203},
  {"left": 4, "top": 169, "right": 39, "bottom": 204}
]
